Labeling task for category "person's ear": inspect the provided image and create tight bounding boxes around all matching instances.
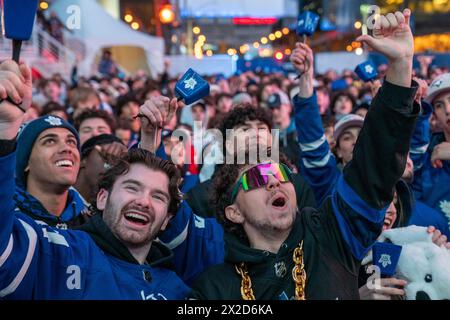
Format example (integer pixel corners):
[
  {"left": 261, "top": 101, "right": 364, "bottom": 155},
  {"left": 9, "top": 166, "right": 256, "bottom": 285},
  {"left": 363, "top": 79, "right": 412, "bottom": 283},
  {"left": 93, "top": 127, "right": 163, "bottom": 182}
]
[
  {"left": 96, "top": 188, "right": 109, "bottom": 211},
  {"left": 225, "top": 204, "right": 244, "bottom": 224}
]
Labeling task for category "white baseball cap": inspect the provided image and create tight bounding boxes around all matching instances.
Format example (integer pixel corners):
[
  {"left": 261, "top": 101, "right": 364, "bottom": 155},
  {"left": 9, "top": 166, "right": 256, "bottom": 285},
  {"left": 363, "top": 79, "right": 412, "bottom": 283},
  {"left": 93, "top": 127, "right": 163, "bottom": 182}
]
[{"left": 425, "top": 73, "right": 450, "bottom": 104}]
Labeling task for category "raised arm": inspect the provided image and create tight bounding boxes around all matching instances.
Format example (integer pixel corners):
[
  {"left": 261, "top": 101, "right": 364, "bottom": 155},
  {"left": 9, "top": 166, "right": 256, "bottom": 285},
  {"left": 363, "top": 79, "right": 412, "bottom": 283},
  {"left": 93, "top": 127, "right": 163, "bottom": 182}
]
[
  {"left": 0, "top": 60, "right": 35, "bottom": 298},
  {"left": 291, "top": 43, "right": 340, "bottom": 205},
  {"left": 330, "top": 9, "right": 420, "bottom": 260},
  {"left": 349, "top": 8, "right": 417, "bottom": 207}
]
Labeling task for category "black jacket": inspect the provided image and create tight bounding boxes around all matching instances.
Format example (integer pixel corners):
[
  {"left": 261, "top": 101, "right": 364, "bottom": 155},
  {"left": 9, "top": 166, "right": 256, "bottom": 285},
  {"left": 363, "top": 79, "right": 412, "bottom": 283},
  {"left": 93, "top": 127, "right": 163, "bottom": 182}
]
[{"left": 188, "top": 80, "right": 419, "bottom": 300}]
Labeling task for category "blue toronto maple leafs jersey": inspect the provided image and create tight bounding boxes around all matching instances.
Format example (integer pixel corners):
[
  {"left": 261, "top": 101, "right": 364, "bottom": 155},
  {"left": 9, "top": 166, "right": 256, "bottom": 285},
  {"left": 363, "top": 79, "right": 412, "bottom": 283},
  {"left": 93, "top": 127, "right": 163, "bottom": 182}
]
[
  {"left": 409, "top": 102, "right": 450, "bottom": 235},
  {"left": 0, "top": 152, "right": 190, "bottom": 300}
]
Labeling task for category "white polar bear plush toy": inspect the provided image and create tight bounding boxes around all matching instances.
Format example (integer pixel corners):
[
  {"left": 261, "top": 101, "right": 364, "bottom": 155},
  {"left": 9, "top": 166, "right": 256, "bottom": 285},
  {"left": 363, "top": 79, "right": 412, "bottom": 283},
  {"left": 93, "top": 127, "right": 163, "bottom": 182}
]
[{"left": 379, "top": 225, "right": 450, "bottom": 300}]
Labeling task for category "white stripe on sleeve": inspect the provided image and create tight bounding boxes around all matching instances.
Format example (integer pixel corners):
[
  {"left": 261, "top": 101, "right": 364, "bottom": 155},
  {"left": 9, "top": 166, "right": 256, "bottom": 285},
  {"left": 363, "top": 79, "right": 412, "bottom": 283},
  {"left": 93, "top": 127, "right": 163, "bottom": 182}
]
[{"left": 0, "top": 219, "right": 37, "bottom": 297}]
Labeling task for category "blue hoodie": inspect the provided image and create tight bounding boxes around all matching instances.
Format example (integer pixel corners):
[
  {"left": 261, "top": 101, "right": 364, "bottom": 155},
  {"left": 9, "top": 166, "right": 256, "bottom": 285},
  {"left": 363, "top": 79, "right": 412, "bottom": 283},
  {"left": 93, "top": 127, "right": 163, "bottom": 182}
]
[{"left": 409, "top": 101, "right": 450, "bottom": 236}]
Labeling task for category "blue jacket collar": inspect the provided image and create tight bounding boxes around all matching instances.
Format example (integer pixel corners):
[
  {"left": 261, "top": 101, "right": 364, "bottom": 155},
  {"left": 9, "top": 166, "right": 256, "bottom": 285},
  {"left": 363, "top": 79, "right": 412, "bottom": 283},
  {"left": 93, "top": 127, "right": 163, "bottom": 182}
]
[{"left": 14, "top": 183, "right": 88, "bottom": 223}]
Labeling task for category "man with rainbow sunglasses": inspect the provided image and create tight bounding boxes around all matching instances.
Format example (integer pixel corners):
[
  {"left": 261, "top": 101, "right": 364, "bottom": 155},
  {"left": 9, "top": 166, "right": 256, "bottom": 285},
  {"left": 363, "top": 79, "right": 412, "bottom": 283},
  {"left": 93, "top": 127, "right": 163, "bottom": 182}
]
[{"left": 188, "top": 8, "right": 420, "bottom": 300}]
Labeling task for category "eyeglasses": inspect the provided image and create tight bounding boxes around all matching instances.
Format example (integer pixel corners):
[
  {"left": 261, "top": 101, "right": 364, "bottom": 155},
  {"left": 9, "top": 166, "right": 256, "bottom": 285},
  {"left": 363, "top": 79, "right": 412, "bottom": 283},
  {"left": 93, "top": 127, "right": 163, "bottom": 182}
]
[{"left": 230, "top": 163, "right": 292, "bottom": 204}]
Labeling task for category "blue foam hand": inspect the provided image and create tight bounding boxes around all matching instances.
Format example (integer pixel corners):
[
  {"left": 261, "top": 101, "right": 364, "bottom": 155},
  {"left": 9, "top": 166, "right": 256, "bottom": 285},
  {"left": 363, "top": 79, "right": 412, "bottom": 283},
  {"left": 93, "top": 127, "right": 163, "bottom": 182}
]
[
  {"left": 372, "top": 242, "right": 402, "bottom": 277},
  {"left": 296, "top": 11, "right": 320, "bottom": 37},
  {"left": 3, "top": 0, "right": 39, "bottom": 41},
  {"left": 175, "top": 68, "right": 210, "bottom": 105},
  {"left": 355, "top": 61, "right": 378, "bottom": 82}
]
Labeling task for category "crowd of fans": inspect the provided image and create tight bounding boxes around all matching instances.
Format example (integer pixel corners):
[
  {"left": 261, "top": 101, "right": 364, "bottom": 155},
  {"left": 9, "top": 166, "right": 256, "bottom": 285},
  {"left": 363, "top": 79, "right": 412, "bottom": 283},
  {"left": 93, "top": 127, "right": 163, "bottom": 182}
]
[{"left": 0, "top": 8, "right": 449, "bottom": 300}]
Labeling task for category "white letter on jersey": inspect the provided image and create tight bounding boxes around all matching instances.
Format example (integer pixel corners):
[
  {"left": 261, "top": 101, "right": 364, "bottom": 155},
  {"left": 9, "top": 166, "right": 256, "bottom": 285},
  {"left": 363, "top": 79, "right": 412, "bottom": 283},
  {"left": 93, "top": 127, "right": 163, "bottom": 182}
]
[{"left": 66, "top": 265, "right": 81, "bottom": 290}]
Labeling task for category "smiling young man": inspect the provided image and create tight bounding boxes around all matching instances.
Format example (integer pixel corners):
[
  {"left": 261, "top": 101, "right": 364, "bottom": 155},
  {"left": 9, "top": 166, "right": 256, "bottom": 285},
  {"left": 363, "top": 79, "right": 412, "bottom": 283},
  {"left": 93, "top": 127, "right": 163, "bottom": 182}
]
[
  {"left": 187, "top": 9, "right": 421, "bottom": 300},
  {"left": 0, "top": 61, "right": 189, "bottom": 298},
  {"left": 14, "top": 114, "right": 89, "bottom": 228}
]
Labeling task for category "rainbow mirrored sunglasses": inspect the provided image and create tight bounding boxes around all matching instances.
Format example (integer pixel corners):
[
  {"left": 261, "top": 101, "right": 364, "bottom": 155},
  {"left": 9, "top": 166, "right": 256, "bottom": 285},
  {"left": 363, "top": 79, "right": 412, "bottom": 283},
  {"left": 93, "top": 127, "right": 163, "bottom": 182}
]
[{"left": 230, "top": 163, "right": 292, "bottom": 203}]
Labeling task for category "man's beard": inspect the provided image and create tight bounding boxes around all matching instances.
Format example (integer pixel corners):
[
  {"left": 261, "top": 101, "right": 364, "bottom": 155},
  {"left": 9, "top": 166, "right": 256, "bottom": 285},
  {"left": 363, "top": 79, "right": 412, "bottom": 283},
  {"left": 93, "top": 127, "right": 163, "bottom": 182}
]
[{"left": 103, "top": 198, "right": 154, "bottom": 247}]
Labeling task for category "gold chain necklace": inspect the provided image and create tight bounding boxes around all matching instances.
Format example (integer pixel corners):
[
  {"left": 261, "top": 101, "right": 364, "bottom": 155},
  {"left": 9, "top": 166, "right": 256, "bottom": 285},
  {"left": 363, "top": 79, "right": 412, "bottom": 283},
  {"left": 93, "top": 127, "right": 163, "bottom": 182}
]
[{"left": 235, "top": 241, "right": 306, "bottom": 300}]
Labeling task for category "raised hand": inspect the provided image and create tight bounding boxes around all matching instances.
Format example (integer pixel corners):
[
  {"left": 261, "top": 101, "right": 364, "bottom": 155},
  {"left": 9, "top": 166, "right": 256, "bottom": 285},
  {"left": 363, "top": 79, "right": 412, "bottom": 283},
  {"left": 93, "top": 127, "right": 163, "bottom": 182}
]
[
  {"left": 417, "top": 55, "right": 435, "bottom": 68},
  {"left": 94, "top": 142, "right": 128, "bottom": 169},
  {"left": 138, "top": 96, "right": 178, "bottom": 133},
  {"left": 291, "top": 42, "right": 314, "bottom": 98},
  {"left": 291, "top": 42, "right": 314, "bottom": 76},
  {"left": 357, "top": 9, "right": 414, "bottom": 62},
  {"left": 358, "top": 9, "right": 414, "bottom": 87},
  {"left": 413, "top": 77, "right": 429, "bottom": 102},
  {"left": 0, "top": 60, "right": 32, "bottom": 140},
  {"left": 430, "top": 142, "right": 450, "bottom": 169},
  {"left": 138, "top": 96, "right": 179, "bottom": 152}
]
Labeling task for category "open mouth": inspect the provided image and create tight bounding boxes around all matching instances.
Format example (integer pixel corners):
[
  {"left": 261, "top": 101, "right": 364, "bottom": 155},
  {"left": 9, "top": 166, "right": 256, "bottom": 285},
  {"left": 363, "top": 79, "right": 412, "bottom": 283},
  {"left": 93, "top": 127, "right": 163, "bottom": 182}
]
[
  {"left": 271, "top": 195, "right": 287, "bottom": 208},
  {"left": 55, "top": 160, "right": 74, "bottom": 168},
  {"left": 383, "top": 218, "right": 393, "bottom": 228},
  {"left": 124, "top": 211, "right": 150, "bottom": 226}
]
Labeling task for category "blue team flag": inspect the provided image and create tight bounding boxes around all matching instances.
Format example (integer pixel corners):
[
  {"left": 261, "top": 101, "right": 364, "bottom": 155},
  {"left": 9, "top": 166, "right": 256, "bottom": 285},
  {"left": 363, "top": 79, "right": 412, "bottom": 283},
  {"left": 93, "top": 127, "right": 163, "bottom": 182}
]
[{"left": 373, "top": 242, "right": 403, "bottom": 277}]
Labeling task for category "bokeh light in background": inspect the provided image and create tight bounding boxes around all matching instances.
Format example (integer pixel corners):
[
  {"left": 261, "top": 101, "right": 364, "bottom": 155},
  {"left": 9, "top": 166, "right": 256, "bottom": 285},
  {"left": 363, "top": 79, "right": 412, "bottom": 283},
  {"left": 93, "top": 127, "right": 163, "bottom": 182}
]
[
  {"left": 124, "top": 14, "right": 133, "bottom": 23},
  {"left": 159, "top": 4, "right": 175, "bottom": 24},
  {"left": 39, "top": 1, "right": 49, "bottom": 10},
  {"left": 193, "top": 26, "right": 201, "bottom": 35}
]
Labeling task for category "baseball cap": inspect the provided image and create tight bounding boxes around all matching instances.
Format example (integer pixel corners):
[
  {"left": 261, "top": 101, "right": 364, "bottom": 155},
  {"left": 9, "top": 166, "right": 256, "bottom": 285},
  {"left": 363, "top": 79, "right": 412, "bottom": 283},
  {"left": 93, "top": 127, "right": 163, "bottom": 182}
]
[
  {"left": 425, "top": 73, "right": 450, "bottom": 104},
  {"left": 267, "top": 92, "right": 290, "bottom": 109}
]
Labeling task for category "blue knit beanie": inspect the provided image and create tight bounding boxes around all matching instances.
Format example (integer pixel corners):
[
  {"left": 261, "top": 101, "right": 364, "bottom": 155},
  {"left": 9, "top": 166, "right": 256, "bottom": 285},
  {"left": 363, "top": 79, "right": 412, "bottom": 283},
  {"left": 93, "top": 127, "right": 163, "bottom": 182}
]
[{"left": 16, "top": 115, "right": 80, "bottom": 187}]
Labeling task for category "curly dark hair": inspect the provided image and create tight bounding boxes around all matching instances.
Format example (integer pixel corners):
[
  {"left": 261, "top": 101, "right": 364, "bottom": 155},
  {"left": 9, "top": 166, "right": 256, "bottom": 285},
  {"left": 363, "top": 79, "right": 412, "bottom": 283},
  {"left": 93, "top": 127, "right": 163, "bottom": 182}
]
[
  {"left": 218, "top": 106, "right": 272, "bottom": 157},
  {"left": 96, "top": 149, "right": 182, "bottom": 216},
  {"left": 213, "top": 151, "right": 294, "bottom": 242},
  {"left": 74, "top": 109, "right": 116, "bottom": 132}
]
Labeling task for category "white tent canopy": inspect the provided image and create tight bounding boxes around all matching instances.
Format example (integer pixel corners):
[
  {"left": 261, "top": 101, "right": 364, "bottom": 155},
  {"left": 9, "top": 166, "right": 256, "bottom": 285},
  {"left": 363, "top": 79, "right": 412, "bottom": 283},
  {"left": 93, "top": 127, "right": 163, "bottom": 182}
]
[{"left": 50, "top": 0, "right": 165, "bottom": 78}]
